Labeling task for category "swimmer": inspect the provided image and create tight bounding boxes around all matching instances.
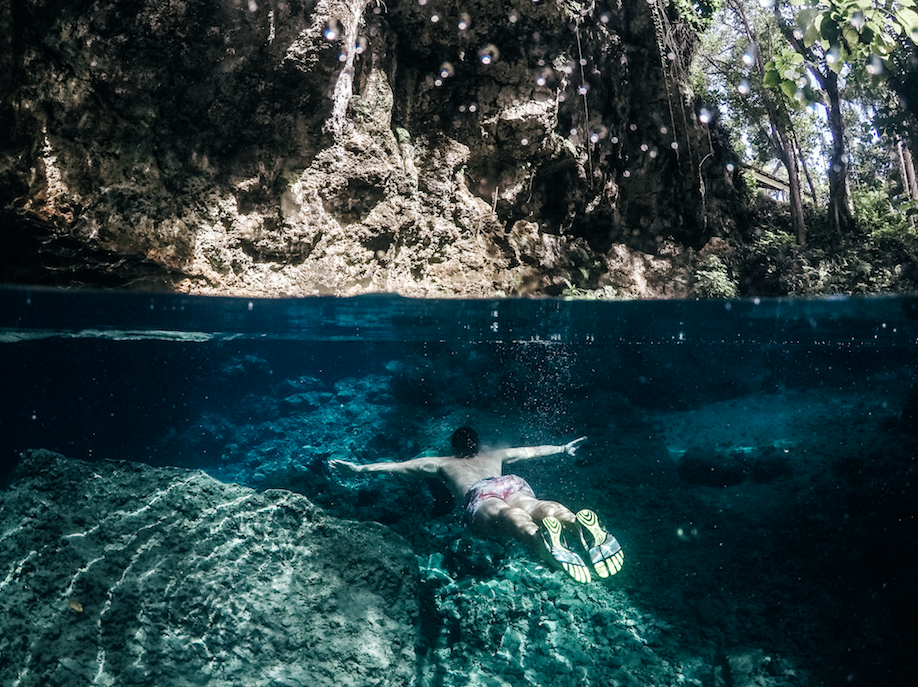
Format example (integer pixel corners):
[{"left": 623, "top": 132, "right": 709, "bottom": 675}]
[{"left": 329, "top": 426, "right": 623, "bottom": 583}]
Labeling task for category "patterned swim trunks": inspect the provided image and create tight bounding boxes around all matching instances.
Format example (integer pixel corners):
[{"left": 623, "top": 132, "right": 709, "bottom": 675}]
[{"left": 464, "top": 474, "right": 536, "bottom": 522}]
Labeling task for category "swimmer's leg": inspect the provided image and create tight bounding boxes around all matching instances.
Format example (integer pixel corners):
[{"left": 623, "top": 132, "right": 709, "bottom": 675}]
[
  {"left": 473, "top": 497, "right": 541, "bottom": 544},
  {"left": 504, "top": 493, "right": 591, "bottom": 583},
  {"left": 473, "top": 498, "right": 566, "bottom": 567}
]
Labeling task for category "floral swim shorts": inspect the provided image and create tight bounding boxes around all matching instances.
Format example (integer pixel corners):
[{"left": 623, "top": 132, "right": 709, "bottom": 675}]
[{"left": 464, "top": 474, "right": 536, "bottom": 523}]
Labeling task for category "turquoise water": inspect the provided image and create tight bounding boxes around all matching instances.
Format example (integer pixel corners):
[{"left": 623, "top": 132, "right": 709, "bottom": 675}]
[{"left": 1, "top": 287, "right": 916, "bottom": 686}]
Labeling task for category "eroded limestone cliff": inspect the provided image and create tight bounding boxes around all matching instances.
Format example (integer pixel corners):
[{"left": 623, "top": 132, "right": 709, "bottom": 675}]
[{"left": 1, "top": 0, "right": 741, "bottom": 296}]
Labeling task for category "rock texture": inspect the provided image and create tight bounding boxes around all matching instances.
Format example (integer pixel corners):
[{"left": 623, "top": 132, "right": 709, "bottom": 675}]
[
  {"left": 2, "top": 449, "right": 821, "bottom": 687},
  {"left": 0, "top": 0, "right": 740, "bottom": 296},
  {"left": 0, "top": 450, "right": 419, "bottom": 686}
]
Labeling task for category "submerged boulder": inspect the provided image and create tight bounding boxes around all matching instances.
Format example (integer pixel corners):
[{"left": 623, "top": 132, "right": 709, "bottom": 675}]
[{"left": 0, "top": 449, "right": 419, "bottom": 687}]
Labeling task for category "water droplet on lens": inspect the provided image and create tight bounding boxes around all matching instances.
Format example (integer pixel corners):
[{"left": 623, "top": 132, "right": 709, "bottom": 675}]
[
  {"left": 866, "top": 55, "right": 883, "bottom": 75},
  {"left": 737, "top": 80, "right": 751, "bottom": 95},
  {"left": 699, "top": 108, "right": 711, "bottom": 124},
  {"left": 478, "top": 44, "right": 499, "bottom": 65},
  {"left": 458, "top": 13, "right": 471, "bottom": 30},
  {"left": 623, "top": 170, "right": 631, "bottom": 178},
  {"left": 852, "top": 11, "right": 865, "bottom": 31},
  {"left": 431, "top": 14, "right": 439, "bottom": 23},
  {"left": 440, "top": 62, "right": 454, "bottom": 78},
  {"left": 323, "top": 20, "right": 340, "bottom": 41}
]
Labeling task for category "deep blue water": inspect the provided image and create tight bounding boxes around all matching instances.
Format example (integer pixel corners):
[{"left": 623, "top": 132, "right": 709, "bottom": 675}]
[
  {"left": 2, "top": 286, "right": 918, "bottom": 685},
  {"left": 2, "top": 287, "right": 917, "bottom": 477}
]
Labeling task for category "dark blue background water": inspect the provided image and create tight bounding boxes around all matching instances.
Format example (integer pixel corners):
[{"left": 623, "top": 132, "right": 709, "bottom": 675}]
[
  {"left": 2, "top": 288, "right": 916, "bottom": 477},
  {"left": 2, "top": 286, "right": 918, "bottom": 685}
]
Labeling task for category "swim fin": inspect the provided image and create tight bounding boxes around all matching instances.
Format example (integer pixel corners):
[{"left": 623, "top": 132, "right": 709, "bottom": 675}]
[
  {"left": 576, "top": 509, "right": 624, "bottom": 579},
  {"left": 541, "top": 516, "right": 591, "bottom": 584}
]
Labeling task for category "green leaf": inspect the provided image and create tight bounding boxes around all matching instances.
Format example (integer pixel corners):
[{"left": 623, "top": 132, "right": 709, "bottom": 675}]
[
  {"left": 804, "top": 18, "right": 822, "bottom": 47},
  {"left": 898, "top": 8, "right": 918, "bottom": 33},
  {"left": 842, "top": 26, "right": 860, "bottom": 48},
  {"left": 820, "top": 15, "right": 841, "bottom": 44},
  {"left": 780, "top": 79, "right": 798, "bottom": 98},
  {"left": 796, "top": 8, "right": 819, "bottom": 31}
]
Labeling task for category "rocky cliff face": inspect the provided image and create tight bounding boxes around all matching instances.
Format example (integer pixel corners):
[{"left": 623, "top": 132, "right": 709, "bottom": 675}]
[{"left": 1, "top": 0, "right": 741, "bottom": 296}]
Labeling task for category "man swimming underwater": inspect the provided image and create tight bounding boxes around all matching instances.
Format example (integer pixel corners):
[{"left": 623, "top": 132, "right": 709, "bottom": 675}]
[{"left": 329, "top": 426, "right": 624, "bottom": 583}]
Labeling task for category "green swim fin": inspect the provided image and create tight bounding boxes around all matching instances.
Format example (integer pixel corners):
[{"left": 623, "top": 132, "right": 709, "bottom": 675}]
[
  {"left": 541, "top": 516, "right": 591, "bottom": 584},
  {"left": 576, "top": 509, "right": 624, "bottom": 579}
]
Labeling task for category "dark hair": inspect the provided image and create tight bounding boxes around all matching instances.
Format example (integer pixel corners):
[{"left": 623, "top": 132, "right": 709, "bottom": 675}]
[{"left": 451, "top": 426, "right": 479, "bottom": 458}]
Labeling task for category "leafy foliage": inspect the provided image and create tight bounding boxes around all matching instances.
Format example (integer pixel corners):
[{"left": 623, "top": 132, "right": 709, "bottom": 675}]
[
  {"left": 694, "top": 254, "right": 740, "bottom": 297},
  {"left": 764, "top": 0, "right": 918, "bottom": 102}
]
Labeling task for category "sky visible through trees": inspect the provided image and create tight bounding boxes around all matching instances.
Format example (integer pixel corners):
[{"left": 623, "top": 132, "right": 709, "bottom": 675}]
[{"left": 690, "top": 0, "right": 918, "bottom": 243}]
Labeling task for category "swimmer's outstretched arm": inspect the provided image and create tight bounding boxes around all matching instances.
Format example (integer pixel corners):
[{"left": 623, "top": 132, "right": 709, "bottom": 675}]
[
  {"left": 329, "top": 456, "right": 443, "bottom": 478},
  {"left": 498, "top": 437, "right": 586, "bottom": 465}
]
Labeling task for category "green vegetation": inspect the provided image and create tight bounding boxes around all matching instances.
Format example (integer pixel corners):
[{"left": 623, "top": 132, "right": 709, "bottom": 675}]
[
  {"left": 694, "top": 255, "right": 740, "bottom": 297},
  {"left": 691, "top": 0, "right": 918, "bottom": 295}
]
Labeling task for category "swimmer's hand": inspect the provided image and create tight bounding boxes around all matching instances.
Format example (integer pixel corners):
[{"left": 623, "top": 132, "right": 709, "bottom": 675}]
[
  {"left": 329, "top": 459, "right": 364, "bottom": 475},
  {"left": 563, "top": 437, "right": 587, "bottom": 456}
]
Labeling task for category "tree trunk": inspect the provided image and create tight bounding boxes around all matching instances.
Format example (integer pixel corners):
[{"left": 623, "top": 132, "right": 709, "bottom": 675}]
[
  {"left": 898, "top": 137, "right": 918, "bottom": 200},
  {"left": 823, "top": 70, "right": 856, "bottom": 235},
  {"left": 731, "top": 1, "right": 806, "bottom": 243}
]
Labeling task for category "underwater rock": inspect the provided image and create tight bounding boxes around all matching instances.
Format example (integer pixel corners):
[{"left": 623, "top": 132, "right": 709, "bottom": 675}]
[
  {"left": 677, "top": 446, "right": 749, "bottom": 487},
  {"left": 0, "top": 449, "right": 419, "bottom": 687},
  {"left": 750, "top": 448, "right": 793, "bottom": 484}
]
